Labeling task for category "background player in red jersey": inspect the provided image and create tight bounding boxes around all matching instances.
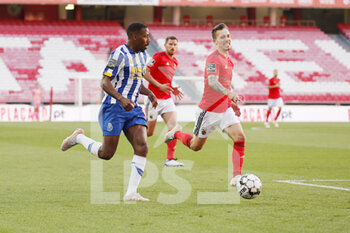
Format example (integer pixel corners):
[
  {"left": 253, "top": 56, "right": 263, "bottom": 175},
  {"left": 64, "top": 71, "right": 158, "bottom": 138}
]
[
  {"left": 144, "top": 36, "right": 184, "bottom": 167},
  {"left": 164, "top": 23, "right": 246, "bottom": 186},
  {"left": 265, "top": 69, "right": 283, "bottom": 128},
  {"left": 32, "top": 83, "right": 42, "bottom": 121}
]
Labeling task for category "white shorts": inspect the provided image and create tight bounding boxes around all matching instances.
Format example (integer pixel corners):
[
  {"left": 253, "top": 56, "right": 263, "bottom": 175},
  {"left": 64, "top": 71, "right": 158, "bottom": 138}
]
[
  {"left": 145, "top": 97, "right": 176, "bottom": 121},
  {"left": 193, "top": 107, "right": 240, "bottom": 138},
  {"left": 267, "top": 97, "right": 283, "bottom": 108}
]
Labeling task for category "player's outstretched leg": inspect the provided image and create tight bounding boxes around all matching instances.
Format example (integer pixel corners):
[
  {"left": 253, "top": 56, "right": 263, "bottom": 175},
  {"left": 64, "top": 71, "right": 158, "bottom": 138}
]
[
  {"left": 265, "top": 109, "right": 271, "bottom": 128},
  {"left": 274, "top": 107, "right": 281, "bottom": 127},
  {"left": 164, "top": 139, "right": 183, "bottom": 167},
  {"left": 123, "top": 155, "right": 149, "bottom": 202},
  {"left": 123, "top": 125, "right": 149, "bottom": 202},
  {"left": 61, "top": 128, "right": 85, "bottom": 151},
  {"left": 61, "top": 128, "right": 102, "bottom": 158},
  {"left": 230, "top": 141, "right": 245, "bottom": 187},
  {"left": 164, "top": 124, "right": 182, "bottom": 143}
]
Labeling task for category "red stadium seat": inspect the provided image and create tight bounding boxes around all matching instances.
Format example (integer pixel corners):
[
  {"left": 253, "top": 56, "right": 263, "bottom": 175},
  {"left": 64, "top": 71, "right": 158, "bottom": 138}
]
[
  {"left": 206, "top": 15, "right": 213, "bottom": 26},
  {"left": 0, "top": 20, "right": 126, "bottom": 103},
  {"left": 147, "top": 24, "right": 350, "bottom": 104}
]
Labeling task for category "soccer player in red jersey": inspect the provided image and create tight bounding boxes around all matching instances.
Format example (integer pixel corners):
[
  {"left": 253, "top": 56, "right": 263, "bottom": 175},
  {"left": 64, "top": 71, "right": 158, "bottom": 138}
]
[
  {"left": 164, "top": 23, "right": 245, "bottom": 186},
  {"left": 265, "top": 69, "right": 283, "bottom": 128},
  {"left": 144, "top": 36, "right": 184, "bottom": 167}
]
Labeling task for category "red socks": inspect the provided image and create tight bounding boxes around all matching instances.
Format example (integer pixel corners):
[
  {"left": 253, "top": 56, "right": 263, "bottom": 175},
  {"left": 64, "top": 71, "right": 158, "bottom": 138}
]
[
  {"left": 174, "top": 131, "right": 193, "bottom": 148},
  {"left": 167, "top": 139, "right": 177, "bottom": 160},
  {"left": 275, "top": 109, "right": 281, "bottom": 121},
  {"left": 266, "top": 109, "right": 271, "bottom": 122},
  {"left": 233, "top": 141, "right": 245, "bottom": 176}
]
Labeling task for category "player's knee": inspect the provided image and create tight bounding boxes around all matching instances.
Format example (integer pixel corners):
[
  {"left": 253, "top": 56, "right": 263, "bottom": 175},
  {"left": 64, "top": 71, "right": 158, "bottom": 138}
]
[
  {"left": 136, "top": 142, "right": 148, "bottom": 156},
  {"left": 147, "top": 131, "right": 154, "bottom": 137},
  {"left": 238, "top": 134, "right": 246, "bottom": 142},
  {"left": 191, "top": 144, "right": 203, "bottom": 152},
  {"left": 99, "top": 151, "right": 114, "bottom": 160},
  {"left": 235, "top": 134, "right": 246, "bottom": 142}
]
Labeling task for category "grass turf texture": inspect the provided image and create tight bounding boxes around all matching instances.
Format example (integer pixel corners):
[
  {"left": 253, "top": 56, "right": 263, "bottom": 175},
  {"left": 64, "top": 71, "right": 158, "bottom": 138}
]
[{"left": 0, "top": 122, "right": 349, "bottom": 233}]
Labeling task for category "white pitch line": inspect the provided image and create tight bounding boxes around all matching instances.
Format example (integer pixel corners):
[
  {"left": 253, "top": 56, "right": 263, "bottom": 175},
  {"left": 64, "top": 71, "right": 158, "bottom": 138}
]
[
  {"left": 306, "top": 179, "right": 350, "bottom": 182},
  {"left": 275, "top": 180, "right": 350, "bottom": 191}
]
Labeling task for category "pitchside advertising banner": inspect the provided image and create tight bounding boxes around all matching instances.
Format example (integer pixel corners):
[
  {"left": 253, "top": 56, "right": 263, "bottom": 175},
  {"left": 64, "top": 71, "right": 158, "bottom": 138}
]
[
  {"left": 0, "top": 0, "right": 349, "bottom": 7},
  {"left": 0, "top": 0, "right": 77, "bottom": 3},
  {"left": 1, "top": 104, "right": 349, "bottom": 122},
  {"left": 158, "top": 0, "right": 350, "bottom": 8}
]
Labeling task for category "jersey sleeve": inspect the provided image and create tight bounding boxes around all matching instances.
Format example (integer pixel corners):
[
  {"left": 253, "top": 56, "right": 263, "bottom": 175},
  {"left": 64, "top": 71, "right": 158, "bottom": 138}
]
[
  {"left": 206, "top": 55, "right": 219, "bottom": 76},
  {"left": 146, "top": 53, "right": 160, "bottom": 72},
  {"left": 103, "top": 50, "right": 124, "bottom": 79}
]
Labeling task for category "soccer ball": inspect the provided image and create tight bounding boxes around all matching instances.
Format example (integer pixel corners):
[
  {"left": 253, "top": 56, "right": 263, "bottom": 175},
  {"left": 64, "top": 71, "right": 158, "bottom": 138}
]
[{"left": 236, "top": 174, "right": 262, "bottom": 199}]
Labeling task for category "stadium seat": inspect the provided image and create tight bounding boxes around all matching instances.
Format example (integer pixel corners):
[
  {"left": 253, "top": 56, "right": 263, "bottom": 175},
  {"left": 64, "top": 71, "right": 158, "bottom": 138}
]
[
  {"left": 148, "top": 24, "right": 350, "bottom": 103},
  {"left": 206, "top": 15, "right": 213, "bottom": 26},
  {"left": 0, "top": 20, "right": 126, "bottom": 103}
]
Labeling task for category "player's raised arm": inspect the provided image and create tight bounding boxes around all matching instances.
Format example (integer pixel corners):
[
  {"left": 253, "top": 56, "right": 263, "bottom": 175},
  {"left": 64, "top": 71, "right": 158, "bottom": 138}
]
[
  {"left": 208, "top": 74, "right": 239, "bottom": 102},
  {"left": 100, "top": 75, "right": 134, "bottom": 111}
]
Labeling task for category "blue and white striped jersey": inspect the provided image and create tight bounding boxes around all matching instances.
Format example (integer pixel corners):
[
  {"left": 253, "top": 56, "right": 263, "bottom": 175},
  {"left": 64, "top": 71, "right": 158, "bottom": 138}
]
[{"left": 102, "top": 44, "right": 149, "bottom": 105}]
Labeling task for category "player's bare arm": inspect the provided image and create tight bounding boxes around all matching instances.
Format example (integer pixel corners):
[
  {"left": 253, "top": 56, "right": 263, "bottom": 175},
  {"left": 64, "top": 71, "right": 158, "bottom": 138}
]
[
  {"left": 140, "top": 84, "right": 158, "bottom": 108},
  {"left": 208, "top": 74, "right": 239, "bottom": 102},
  {"left": 144, "top": 67, "right": 173, "bottom": 93},
  {"left": 101, "top": 75, "right": 135, "bottom": 111}
]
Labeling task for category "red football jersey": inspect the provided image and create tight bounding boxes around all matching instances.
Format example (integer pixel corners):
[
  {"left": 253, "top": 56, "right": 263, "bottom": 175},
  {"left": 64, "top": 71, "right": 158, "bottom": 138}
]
[
  {"left": 268, "top": 77, "right": 281, "bottom": 99},
  {"left": 199, "top": 50, "right": 233, "bottom": 113},
  {"left": 147, "top": 51, "right": 178, "bottom": 99}
]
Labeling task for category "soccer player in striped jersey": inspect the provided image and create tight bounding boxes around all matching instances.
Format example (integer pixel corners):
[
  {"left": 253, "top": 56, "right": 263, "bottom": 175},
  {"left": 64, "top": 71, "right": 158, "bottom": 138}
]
[
  {"left": 265, "top": 69, "right": 283, "bottom": 128},
  {"left": 61, "top": 23, "right": 157, "bottom": 202},
  {"left": 164, "top": 23, "right": 246, "bottom": 187},
  {"left": 144, "top": 36, "right": 184, "bottom": 167}
]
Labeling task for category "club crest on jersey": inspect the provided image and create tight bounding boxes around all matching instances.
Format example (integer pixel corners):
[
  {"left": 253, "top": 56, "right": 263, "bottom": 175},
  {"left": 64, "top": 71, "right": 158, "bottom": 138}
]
[
  {"left": 166, "top": 62, "right": 169, "bottom": 66},
  {"left": 201, "top": 129, "right": 207, "bottom": 135},
  {"left": 207, "top": 63, "right": 216, "bottom": 73},
  {"left": 107, "top": 122, "right": 113, "bottom": 132}
]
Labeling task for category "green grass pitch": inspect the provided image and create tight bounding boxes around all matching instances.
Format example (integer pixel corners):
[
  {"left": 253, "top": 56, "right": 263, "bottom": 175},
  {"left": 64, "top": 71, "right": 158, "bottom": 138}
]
[{"left": 0, "top": 122, "right": 349, "bottom": 233}]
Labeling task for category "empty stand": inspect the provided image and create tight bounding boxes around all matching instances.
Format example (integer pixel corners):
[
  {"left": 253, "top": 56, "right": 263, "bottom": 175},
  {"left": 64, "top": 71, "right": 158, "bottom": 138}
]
[
  {"left": 2, "top": 21, "right": 350, "bottom": 104},
  {"left": 0, "top": 20, "right": 126, "bottom": 103},
  {"left": 148, "top": 25, "right": 350, "bottom": 103}
]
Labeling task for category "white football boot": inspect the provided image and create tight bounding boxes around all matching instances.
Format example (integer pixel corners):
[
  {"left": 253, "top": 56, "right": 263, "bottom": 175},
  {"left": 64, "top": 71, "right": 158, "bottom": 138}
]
[
  {"left": 274, "top": 121, "right": 279, "bottom": 128},
  {"left": 230, "top": 175, "right": 242, "bottom": 187},
  {"left": 264, "top": 121, "right": 270, "bottom": 128},
  {"left": 123, "top": 193, "right": 149, "bottom": 202},
  {"left": 164, "top": 124, "right": 182, "bottom": 143},
  {"left": 61, "top": 128, "right": 84, "bottom": 151},
  {"left": 165, "top": 159, "right": 184, "bottom": 167}
]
